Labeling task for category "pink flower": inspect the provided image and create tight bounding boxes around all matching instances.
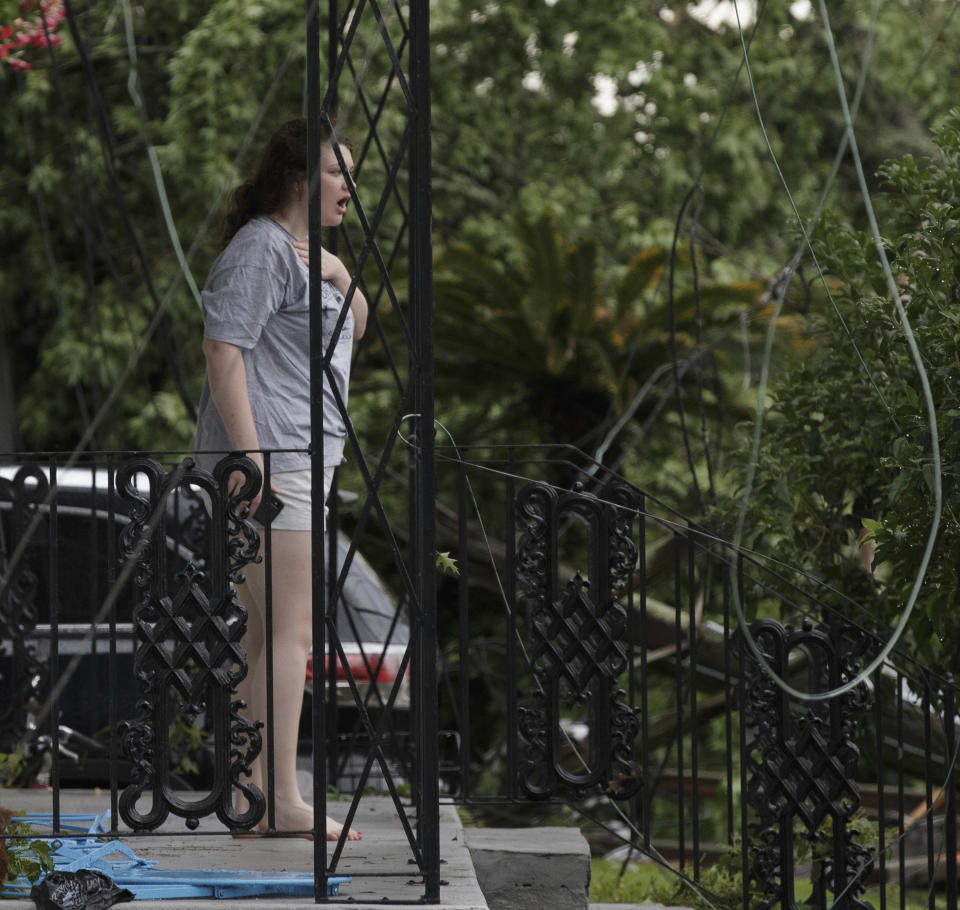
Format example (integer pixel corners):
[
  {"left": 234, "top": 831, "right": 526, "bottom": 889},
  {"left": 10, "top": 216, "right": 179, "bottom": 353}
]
[{"left": 1, "top": 0, "right": 64, "bottom": 71}]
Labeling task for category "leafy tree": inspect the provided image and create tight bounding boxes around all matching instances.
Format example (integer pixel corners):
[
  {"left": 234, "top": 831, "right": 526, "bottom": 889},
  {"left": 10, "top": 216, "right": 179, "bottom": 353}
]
[
  {"left": 430, "top": 211, "right": 812, "bottom": 509},
  {"left": 429, "top": 0, "right": 959, "bottom": 266},
  {"left": 2, "top": 0, "right": 960, "bottom": 501},
  {"left": 0, "top": 0, "right": 312, "bottom": 452},
  {"left": 727, "top": 111, "right": 960, "bottom": 675}
]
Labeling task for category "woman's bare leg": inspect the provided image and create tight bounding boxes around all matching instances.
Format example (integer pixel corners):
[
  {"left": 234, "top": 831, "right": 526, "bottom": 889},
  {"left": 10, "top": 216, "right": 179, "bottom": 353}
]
[
  {"left": 235, "top": 559, "right": 266, "bottom": 812},
  {"left": 236, "top": 529, "right": 361, "bottom": 841}
]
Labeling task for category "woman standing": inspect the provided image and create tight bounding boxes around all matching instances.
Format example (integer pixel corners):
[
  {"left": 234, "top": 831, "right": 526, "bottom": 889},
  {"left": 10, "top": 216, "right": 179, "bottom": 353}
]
[{"left": 194, "top": 117, "right": 365, "bottom": 840}]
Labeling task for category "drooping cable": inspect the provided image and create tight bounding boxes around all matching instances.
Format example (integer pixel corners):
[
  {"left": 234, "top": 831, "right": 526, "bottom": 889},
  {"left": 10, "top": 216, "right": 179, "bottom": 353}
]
[
  {"left": 118, "top": 0, "right": 202, "bottom": 309},
  {"left": 598, "top": 0, "right": 777, "bottom": 480},
  {"left": 410, "top": 435, "right": 948, "bottom": 679},
  {"left": 591, "top": 0, "right": 890, "bottom": 480},
  {"left": 729, "top": 0, "right": 942, "bottom": 702},
  {"left": 906, "top": 0, "right": 960, "bottom": 88},
  {"left": 666, "top": 184, "right": 712, "bottom": 512}
]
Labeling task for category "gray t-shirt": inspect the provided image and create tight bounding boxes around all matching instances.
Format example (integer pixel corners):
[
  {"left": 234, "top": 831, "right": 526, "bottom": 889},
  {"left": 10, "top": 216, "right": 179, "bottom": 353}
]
[{"left": 194, "top": 215, "right": 354, "bottom": 472}]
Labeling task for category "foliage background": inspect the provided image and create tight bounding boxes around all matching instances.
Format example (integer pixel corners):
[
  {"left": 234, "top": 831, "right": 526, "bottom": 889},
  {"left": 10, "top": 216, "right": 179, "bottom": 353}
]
[{"left": 3, "top": 0, "right": 960, "bottom": 673}]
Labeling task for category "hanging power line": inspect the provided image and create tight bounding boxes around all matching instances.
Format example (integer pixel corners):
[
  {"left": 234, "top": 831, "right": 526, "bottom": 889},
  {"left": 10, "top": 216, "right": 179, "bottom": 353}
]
[{"left": 728, "top": 0, "right": 943, "bottom": 703}]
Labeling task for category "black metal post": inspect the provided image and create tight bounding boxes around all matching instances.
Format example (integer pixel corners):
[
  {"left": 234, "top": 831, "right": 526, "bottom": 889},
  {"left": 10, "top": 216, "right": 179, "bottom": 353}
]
[
  {"left": 457, "top": 452, "right": 471, "bottom": 797},
  {"left": 307, "top": 0, "right": 329, "bottom": 896},
  {"left": 409, "top": 0, "right": 439, "bottom": 897}
]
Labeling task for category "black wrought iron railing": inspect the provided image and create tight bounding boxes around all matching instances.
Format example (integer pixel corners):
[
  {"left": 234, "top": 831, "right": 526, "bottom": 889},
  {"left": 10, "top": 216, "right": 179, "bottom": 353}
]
[
  {"left": 0, "top": 451, "right": 425, "bottom": 894},
  {"left": 434, "top": 442, "right": 960, "bottom": 910},
  {"left": 2, "top": 445, "right": 960, "bottom": 907}
]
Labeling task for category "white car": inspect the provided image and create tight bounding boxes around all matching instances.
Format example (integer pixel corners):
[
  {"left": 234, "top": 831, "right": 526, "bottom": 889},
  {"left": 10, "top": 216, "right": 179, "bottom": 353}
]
[{"left": 0, "top": 461, "right": 409, "bottom": 790}]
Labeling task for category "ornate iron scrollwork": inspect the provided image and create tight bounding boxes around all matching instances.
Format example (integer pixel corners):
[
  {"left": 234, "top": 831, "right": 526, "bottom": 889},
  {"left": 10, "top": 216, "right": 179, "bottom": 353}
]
[
  {"left": 740, "top": 618, "right": 874, "bottom": 910},
  {"left": 516, "top": 480, "right": 641, "bottom": 800},
  {"left": 117, "top": 455, "right": 265, "bottom": 831},
  {"left": 0, "top": 465, "right": 48, "bottom": 750}
]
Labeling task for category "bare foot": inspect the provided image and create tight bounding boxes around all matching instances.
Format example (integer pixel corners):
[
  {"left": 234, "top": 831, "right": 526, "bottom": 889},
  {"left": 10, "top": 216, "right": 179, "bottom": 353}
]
[
  {"left": 325, "top": 814, "right": 363, "bottom": 841},
  {"left": 271, "top": 800, "right": 363, "bottom": 841}
]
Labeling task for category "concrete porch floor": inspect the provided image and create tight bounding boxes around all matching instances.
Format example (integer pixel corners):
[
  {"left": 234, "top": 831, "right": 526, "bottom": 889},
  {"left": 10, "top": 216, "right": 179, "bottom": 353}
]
[
  {"left": 1, "top": 788, "right": 691, "bottom": 910},
  {"left": 0, "top": 787, "right": 484, "bottom": 909}
]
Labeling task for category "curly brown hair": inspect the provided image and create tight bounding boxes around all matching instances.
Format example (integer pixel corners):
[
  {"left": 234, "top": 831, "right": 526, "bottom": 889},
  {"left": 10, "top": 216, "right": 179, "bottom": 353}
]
[{"left": 222, "top": 118, "right": 351, "bottom": 245}]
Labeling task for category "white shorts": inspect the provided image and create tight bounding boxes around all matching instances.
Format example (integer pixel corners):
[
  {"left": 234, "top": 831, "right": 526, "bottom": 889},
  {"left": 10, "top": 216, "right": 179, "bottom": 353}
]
[{"left": 265, "top": 466, "right": 335, "bottom": 532}]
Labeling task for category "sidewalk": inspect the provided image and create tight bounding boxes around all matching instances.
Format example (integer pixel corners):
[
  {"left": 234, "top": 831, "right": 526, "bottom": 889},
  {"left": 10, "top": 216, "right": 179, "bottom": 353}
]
[{"left": 0, "top": 788, "right": 486, "bottom": 908}]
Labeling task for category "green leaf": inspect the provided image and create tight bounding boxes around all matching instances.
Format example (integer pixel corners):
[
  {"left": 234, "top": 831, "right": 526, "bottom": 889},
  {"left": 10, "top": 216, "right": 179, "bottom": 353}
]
[
  {"left": 435, "top": 551, "right": 460, "bottom": 577},
  {"left": 888, "top": 471, "right": 911, "bottom": 505},
  {"left": 892, "top": 436, "right": 910, "bottom": 461}
]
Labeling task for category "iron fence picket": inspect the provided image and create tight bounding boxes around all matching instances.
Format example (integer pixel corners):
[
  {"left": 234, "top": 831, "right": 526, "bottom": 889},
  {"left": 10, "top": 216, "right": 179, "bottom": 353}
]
[
  {"left": 687, "top": 523, "right": 700, "bottom": 880},
  {"left": 923, "top": 676, "right": 935, "bottom": 908},
  {"left": 48, "top": 456, "right": 61, "bottom": 830},
  {"left": 722, "top": 556, "right": 734, "bottom": 849},
  {"left": 107, "top": 454, "right": 120, "bottom": 832},
  {"left": 945, "top": 678, "right": 958, "bottom": 910},
  {"left": 673, "top": 530, "right": 686, "bottom": 870},
  {"left": 638, "top": 491, "right": 651, "bottom": 851},
  {"left": 898, "top": 672, "right": 907, "bottom": 910},
  {"left": 457, "top": 453, "right": 472, "bottom": 799},
  {"left": 737, "top": 561, "right": 751, "bottom": 910},
  {"left": 506, "top": 447, "right": 519, "bottom": 802}
]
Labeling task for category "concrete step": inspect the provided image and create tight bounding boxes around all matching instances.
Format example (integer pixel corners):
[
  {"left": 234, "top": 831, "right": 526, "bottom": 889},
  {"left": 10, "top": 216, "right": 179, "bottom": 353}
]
[
  {"left": 591, "top": 906, "right": 694, "bottom": 910},
  {"left": 464, "top": 826, "right": 694, "bottom": 910},
  {"left": 466, "top": 826, "right": 590, "bottom": 910}
]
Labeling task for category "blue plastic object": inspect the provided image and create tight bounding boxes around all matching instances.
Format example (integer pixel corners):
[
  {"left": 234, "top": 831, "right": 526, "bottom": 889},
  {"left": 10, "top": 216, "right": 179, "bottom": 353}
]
[{"left": 1, "top": 812, "right": 349, "bottom": 900}]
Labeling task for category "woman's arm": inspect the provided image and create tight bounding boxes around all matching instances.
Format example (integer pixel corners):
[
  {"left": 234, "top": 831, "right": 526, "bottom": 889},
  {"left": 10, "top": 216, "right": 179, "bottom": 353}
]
[
  {"left": 202, "top": 337, "right": 265, "bottom": 511},
  {"left": 292, "top": 240, "right": 368, "bottom": 339}
]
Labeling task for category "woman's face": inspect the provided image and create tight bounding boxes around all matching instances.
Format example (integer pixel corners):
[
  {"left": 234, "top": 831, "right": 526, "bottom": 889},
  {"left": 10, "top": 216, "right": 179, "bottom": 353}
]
[{"left": 318, "top": 143, "right": 355, "bottom": 228}]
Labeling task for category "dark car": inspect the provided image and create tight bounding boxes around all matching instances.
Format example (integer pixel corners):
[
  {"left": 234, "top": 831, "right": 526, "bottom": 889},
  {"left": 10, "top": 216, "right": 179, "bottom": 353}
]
[{"left": 0, "top": 461, "right": 409, "bottom": 790}]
